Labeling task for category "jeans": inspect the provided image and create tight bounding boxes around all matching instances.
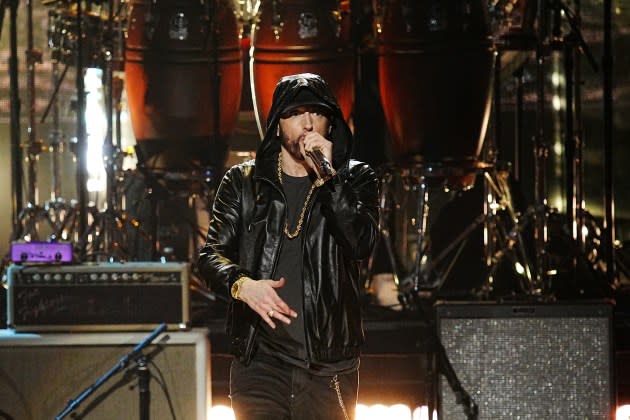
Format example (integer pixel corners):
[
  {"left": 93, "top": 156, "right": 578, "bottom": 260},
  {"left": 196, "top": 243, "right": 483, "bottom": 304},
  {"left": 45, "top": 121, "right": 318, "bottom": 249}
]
[{"left": 230, "top": 355, "right": 359, "bottom": 420}]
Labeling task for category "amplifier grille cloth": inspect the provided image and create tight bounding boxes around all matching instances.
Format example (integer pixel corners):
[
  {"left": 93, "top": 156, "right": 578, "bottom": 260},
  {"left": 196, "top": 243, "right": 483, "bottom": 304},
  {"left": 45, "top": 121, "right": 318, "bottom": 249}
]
[{"left": 439, "top": 317, "right": 611, "bottom": 419}]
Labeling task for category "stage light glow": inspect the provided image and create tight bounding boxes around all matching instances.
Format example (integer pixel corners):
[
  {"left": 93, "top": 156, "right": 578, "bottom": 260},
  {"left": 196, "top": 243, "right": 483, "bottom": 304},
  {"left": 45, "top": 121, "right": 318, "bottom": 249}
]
[
  {"left": 203, "top": 403, "right": 630, "bottom": 420},
  {"left": 390, "top": 404, "right": 412, "bottom": 418},
  {"left": 84, "top": 68, "right": 107, "bottom": 193},
  {"left": 208, "top": 404, "right": 236, "bottom": 420},
  {"left": 413, "top": 405, "right": 437, "bottom": 420},
  {"left": 551, "top": 72, "right": 561, "bottom": 86},
  {"left": 617, "top": 404, "right": 630, "bottom": 419},
  {"left": 355, "top": 404, "right": 434, "bottom": 420}
]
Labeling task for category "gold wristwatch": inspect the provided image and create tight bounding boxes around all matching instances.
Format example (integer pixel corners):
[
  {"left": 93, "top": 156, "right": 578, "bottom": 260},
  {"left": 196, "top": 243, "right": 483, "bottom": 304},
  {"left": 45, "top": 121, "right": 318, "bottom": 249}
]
[{"left": 230, "top": 276, "right": 249, "bottom": 300}]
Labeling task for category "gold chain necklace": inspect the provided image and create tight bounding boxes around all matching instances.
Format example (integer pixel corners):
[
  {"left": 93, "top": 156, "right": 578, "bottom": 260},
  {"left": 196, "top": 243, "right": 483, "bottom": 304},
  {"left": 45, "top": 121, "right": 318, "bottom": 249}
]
[{"left": 277, "top": 151, "right": 319, "bottom": 239}]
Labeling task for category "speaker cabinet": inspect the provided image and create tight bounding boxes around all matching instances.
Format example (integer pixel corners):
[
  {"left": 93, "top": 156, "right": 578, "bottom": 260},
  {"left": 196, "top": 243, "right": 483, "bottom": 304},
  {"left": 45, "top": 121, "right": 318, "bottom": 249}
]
[
  {"left": 0, "top": 329, "right": 210, "bottom": 419},
  {"left": 436, "top": 302, "right": 614, "bottom": 419}
]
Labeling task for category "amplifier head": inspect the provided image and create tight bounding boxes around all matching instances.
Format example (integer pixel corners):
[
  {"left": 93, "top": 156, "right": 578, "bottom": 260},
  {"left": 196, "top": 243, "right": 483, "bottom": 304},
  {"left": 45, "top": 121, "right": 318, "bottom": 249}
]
[{"left": 7, "top": 262, "right": 190, "bottom": 332}]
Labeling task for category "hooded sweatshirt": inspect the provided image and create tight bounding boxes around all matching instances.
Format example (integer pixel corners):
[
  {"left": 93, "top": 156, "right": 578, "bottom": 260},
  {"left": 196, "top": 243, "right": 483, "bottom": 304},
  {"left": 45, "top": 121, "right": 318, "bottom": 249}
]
[{"left": 198, "top": 73, "right": 379, "bottom": 367}]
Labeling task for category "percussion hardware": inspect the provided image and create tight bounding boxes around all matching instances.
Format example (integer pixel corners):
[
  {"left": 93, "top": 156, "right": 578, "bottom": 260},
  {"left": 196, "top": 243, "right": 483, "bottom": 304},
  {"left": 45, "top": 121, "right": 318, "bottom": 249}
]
[
  {"left": 26, "top": 0, "right": 42, "bottom": 209},
  {"left": 271, "top": 0, "right": 283, "bottom": 39},
  {"left": 6, "top": 0, "right": 25, "bottom": 239},
  {"left": 124, "top": 0, "right": 242, "bottom": 170},
  {"left": 297, "top": 11, "right": 317, "bottom": 39},
  {"left": 250, "top": 0, "right": 355, "bottom": 136},
  {"left": 369, "top": 164, "right": 538, "bottom": 303},
  {"left": 47, "top": 61, "right": 65, "bottom": 204},
  {"left": 46, "top": 7, "right": 107, "bottom": 67},
  {"left": 523, "top": 0, "right": 599, "bottom": 294},
  {"left": 371, "top": 0, "right": 384, "bottom": 35},
  {"left": 330, "top": 1, "right": 346, "bottom": 38},
  {"left": 14, "top": 0, "right": 46, "bottom": 242},
  {"left": 58, "top": 0, "right": 135, "bottom": 261},
  {"left": 374, "top": 0, "right": 495, "bottom": 189},
  {"left": 232, "top": 0, "right": 261, "bottom": 37},
  {"left": 477, "top": 169, "right": 536, "bottom": 296},
  {"left": 365, "top": 169, "right": 403, "bottom": 294}
]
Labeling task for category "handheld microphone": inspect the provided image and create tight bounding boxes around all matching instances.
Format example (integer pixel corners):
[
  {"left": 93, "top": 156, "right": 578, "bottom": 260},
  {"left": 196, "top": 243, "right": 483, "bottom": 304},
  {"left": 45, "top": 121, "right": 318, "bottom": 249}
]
[{"left": 306, "top": 147, "right": 336, "bottom": 181}]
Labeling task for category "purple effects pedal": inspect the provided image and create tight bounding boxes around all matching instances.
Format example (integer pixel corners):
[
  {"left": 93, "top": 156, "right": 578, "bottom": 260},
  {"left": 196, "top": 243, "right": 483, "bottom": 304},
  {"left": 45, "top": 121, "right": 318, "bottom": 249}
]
[{"left": 10, "top": 241, "right": 73, "bottom": 263}]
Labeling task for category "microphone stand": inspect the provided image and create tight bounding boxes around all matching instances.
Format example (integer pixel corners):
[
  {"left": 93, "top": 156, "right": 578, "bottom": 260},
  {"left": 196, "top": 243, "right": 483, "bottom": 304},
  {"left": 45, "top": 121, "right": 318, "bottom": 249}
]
[
  {"left": 409, "top": 298, "right": 478, "bottom": 420},
  {"left": 55, "top": 323, "right": 168, "bottom": 420}
]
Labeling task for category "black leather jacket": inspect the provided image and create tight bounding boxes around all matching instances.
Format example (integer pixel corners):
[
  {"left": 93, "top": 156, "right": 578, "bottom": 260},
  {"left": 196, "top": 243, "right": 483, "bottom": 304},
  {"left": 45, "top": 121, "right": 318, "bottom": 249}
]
[{"left": 197, "top": 74, "right": 379, "bottom": 364}]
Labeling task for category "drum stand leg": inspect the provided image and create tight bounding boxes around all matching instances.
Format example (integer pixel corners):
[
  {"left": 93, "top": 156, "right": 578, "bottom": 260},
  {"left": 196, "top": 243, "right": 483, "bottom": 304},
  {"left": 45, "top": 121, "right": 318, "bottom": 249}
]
[
  {"left": 41, "top": 60, "right": 81, "bottom": 243},
  {"left": 397, "top": 167, "right": 538, "bottom": 299},
  {"left": 396, "top": 178, "right": 442, "bottom": 309},
  {"left": 365, "top": 172, "right": 404, "bottom": 292},
  {"left": 76, "top": 9, "right": 146, "bottom": 262},
  {"left": 12, "top": 0, "right": 46, "bottom": 242},
  {"left": 475, "top": 169, "right": 537, "bottom": 298},
  {"left": 411, "top": 180, "right": 432, "bottom": 292}
]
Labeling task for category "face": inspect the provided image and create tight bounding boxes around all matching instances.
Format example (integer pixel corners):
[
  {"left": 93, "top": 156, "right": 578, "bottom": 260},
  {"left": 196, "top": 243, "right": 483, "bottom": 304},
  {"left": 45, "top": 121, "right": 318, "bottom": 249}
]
[{"left": 278, "top": 105, "right": 330, "bottom": 160}]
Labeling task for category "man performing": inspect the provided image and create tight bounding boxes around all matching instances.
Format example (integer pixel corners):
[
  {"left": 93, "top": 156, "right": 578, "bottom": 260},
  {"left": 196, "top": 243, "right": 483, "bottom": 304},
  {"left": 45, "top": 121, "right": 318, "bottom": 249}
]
[{"left": 198, "top": 73, "right": 379, "bottom": 419}]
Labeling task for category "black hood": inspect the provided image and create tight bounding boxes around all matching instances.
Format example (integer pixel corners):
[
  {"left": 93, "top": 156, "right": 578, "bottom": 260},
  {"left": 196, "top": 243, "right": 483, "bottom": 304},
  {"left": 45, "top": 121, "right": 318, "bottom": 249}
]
[{"left": 255, "top": 73, "right": 353, "bottom": 174}]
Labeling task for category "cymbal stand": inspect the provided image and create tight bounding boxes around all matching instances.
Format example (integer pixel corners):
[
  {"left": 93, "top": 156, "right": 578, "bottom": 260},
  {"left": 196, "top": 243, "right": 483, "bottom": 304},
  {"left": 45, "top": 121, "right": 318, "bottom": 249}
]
[
  {"left": 365, "top": 168, "right": 404, "bottom": 291},
  {"left": 530, "top": 0, "right": 553, "bottom": 294},
  {"left": 72, "top": 0, "right": 89, "bottom": 242},
  {"left": 39, "top": 57, "right": 80, "bottom": 242},
  {"left": 602, "top": 0, "right": 615, "bottom": 285},
  {"left": 2, "top": 0, "right": 25, "bottom": 241},
  {"left": 411, "top": 178, "right": 431, "bottom": 293},
  {"left": 488, "top": 44, "right": 537, "bottom": 296},
  {"left": 77, "top": 0, "right": 139, "bottom": 261},
  {"left": 395, "top": 167, "right": 537, "bottom": 299},
  {"left": 375, "top": 168, "right": 449, "bottom": 301},
  {"left": 532, "top": 0, "right": 598, "bottom": 292},
  {"left": 15, "top": 0, "right": 46, "bottom": 242},
  {"left": 476, "top": 168, "right": 536, "bottom": 297}
]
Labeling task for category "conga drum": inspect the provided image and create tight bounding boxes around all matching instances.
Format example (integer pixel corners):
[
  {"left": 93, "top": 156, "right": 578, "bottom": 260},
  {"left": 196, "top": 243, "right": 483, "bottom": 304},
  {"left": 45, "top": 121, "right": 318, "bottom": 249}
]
[
  {"left": 250, "top": 0, "right": 354, "bottom": 136},
  {"left": 124, "top": 0, "right": 242, "bottom": 170},
  {"left": 374, "top": 0, "right": 495, "bottom": 189}
]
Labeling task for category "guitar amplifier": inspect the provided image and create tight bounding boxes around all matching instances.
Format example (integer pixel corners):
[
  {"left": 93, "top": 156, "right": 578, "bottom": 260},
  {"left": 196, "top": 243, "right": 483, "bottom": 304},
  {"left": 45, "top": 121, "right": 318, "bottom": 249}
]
[
  {"left": 6, "top": 262, "right": 190, "bottom": 332},
  {"left": 436, "top": 301, "right": 614, "bottom": 419}
]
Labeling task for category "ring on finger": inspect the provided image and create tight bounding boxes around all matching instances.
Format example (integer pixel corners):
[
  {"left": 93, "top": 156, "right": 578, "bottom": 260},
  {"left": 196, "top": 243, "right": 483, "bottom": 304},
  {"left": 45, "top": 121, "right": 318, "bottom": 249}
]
[{"left": 267, "top": 309, "right": 274, "bottom": 318}]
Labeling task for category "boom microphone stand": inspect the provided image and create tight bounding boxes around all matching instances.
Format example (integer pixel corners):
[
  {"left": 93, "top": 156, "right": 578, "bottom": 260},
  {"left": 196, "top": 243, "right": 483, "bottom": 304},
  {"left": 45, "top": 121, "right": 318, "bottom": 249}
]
[{"left": 55, "top": 323, "right": 168, "bottom": 420}]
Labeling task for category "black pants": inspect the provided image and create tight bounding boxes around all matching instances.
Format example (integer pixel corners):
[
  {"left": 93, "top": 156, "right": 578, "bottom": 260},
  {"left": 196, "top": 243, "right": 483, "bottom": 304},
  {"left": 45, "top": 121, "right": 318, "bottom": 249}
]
[{"left": 230, "top": 356, "right": 358, "bottom": 420}]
